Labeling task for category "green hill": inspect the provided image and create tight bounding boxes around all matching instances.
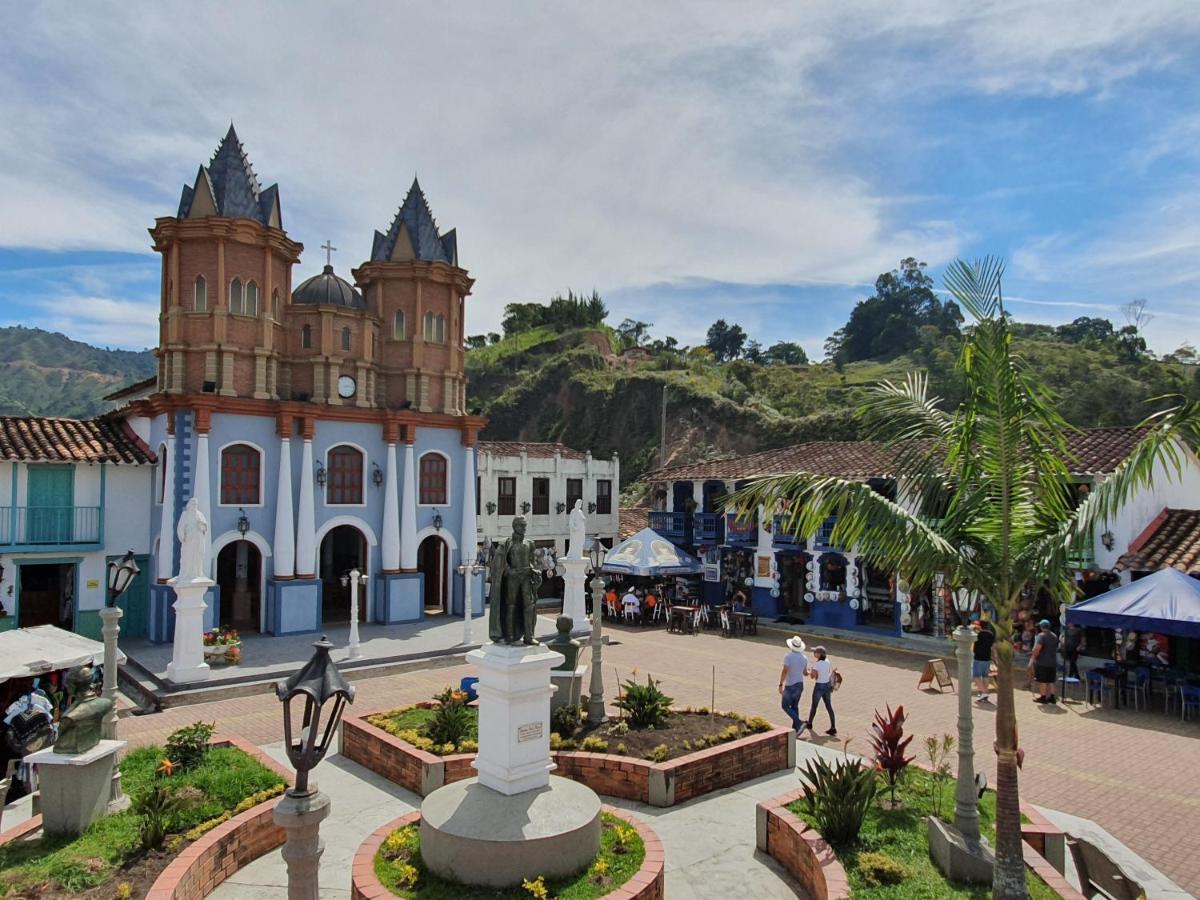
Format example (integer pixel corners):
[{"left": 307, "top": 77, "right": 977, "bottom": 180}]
[{"left": 0, "top": 327, "right": 156, "bottom": 418}]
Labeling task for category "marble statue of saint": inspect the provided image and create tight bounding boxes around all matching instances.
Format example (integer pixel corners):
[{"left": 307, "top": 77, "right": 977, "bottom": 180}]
[
  {"left": 52, "top": 665, "right": 112, "bottom": 755},
  {"left": 568, "top": 499, "right": 587, "bottom": 559},
  {"left": 487, "top": 516, "right": 542, "bottom": 645},
  {"left": 177, "top": 497, "right": 211, "bottom": 582}
]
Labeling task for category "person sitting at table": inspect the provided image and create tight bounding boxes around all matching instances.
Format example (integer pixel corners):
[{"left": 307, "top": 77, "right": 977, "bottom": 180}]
[
  {"left": 731, "top": 589, "right": 749, "bottom": 612},
  {"left": 643, "top": 590, "right": 658, "bottom": 622},
  {"left": 622, "top": 587, "right": 641, "bottom": 623},
  {"left": 604, "top": 587, "right": 619, "bottom": 618}
]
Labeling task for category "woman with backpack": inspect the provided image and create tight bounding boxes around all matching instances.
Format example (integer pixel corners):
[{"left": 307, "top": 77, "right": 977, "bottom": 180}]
[{"left": 806, "top": 645, "right": 839, "bottom": 737}]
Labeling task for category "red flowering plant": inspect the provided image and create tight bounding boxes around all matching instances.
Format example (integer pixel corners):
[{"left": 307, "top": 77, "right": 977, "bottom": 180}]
[
  {"left": 869, "top": 704, "right": 914, "bottom": 808},
  {"left": 202, "top": 626, "right": 240, "bottom": 647}
]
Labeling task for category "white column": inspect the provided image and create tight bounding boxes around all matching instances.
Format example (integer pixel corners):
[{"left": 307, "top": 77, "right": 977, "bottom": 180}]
[
  {"left": 460, "top": 446, "right": 478, "bottom": 634},
  {"left": 157, "top": 432, "right": 177, "bottom": 581},
  {"left": 561, "top": 557, "right": 590, "bottom": 636},
  {"left": 400, "top": 442, "right": 417, "bottom": 570},
  {"left": 193, "top": 432, "right": 211, "bottom": 526},
  {"left": 348, "top": 569, "right": 362, "bottom": 659},
  {"left": 296, "top": 438, "right": 317, "bottom": 578},
  {"left": 166, "top": 575, "right": 212, "bottom": 683},
  {"left": 381, "top": 442, "right": 400, "bottom": 571},
  {"left": 274, "top": 435, "right": 296, "bottom": 578}
]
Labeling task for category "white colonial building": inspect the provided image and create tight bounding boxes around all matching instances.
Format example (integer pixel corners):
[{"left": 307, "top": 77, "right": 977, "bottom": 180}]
[{"left": 475, "top": 442, "right": 619, "bottom": 557}]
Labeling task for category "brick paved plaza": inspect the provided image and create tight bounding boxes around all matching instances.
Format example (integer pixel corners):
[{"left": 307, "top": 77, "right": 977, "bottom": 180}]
[{"left": 120, "top": 626, "right": 1200, "bottom": 893}]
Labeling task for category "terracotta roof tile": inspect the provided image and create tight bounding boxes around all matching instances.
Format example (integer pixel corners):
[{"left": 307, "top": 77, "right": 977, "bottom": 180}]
[
  {"left": 1117, "top": 508, "right": 1200, "bottom": 575},
  {"left": 0, "top": 416, "right": 156, "bottom": 465},
  {"left": 646, "top": 427, "right": 1148, "bottom": 483},
  {"left": 619, "top": 507, "right": 650, "bottom": 540},
  {"left": 478, "top": 441, "right": 586, "bottom": 461}
]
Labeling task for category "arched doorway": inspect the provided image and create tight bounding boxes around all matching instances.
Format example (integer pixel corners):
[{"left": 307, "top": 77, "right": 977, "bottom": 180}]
[
  {"left": 216, "top": 541, "right": 262, "bottom": 630},
  {"left": 418, "top": 535, "right": 448, "bottom": 614},
  {"left": 319, "top": 524, "right": 367, "bottom": 624}
]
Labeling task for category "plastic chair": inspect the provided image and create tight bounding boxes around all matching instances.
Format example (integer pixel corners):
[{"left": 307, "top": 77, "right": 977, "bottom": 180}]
[
  {"left": 1130, "top": 667, "right": 1151, "bottom": 711},
  {"left": 1182, "top": 685, "right": 1200, "bottom": 722},
  {"left": 1085, "top": 670, "right": 1107, "bottom": 707}
]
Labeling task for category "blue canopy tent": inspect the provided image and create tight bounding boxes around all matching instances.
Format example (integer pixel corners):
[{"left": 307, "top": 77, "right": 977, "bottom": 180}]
[
  {"left": 1067, "top": 567, "right": 1200, "bottom": 639},
  {"left": 601, "top": 527, "right": 704, "bottom": 577}
]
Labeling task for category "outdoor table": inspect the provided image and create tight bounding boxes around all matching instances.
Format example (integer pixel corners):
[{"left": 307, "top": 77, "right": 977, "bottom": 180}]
[
  {"left": 731, "top": 610, "right": 755, "bottom": 635},
  {"left": 670, "top": 605, "right": 699, "bottom": 634}
]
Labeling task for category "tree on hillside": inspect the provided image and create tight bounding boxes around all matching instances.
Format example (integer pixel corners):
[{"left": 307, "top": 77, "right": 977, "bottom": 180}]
[
  {"left": 705, "top": 319, "right": 747, "bottom": 362},
  {"left": 743, "top": 340, "right": 763, "bottom": 363},
  {"left": 466, "top": 334, "right": 488, "bottom": 349},
  {"left": 1116, "top": 325, "right": 1148, "bottom": 363},
  {"left": 825, "top": 257, "right": 963, "bottom": 364},
  {"left": 501, "top": 290, "right": 608, "bottom": 337},
  {"left": 1054, "top": 316, "right": 1113, "bottom": 344},
  {"left": 616, "top": 318, "right": 652, "bottom": 349},
  {"left": 734, "top": 256, "right": 1200, "bottom": 899},
  {"left": 762, "top": 341, "right": 808, "bottom": 365}
]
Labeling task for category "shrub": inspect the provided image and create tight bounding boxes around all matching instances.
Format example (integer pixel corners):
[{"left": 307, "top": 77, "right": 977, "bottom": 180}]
[
  {"left": 615, "top": 742, "right": 627, "bottom": 754},
  {"left": 614, "top": 674, "right": 673, "bottom": 729},
  {"left": 859, "top": 851, "right": 908, "bottom": 886},
  {"left": 646, "top": 744, "right": 669, "bottom": 762},
  {"left": 522, "top": 874, "right": 549, "bottom": 899},
  {"left": 869, "top": 705, "right": 914, "bottom": 806},
  {"left": 745, "top": 716, "right": 773, "bottom": 733},
  {"left": 924, "top": 733, "right": 955, "bottom": 819},
  {"left": 381, "top": 826, "right": 419, "bottom": 861},
  {"left": 580, "top": 736, "right": 609, "bottom": 752},
  {"left": 609, "top": 720, "right": 630, "bottom": 736},
  {"left": 799, "top": 747, "right": 877, "bottom": 846},
  {"left": 551, "top": 704, "right": 581, "bottom": 737},
  {"left": 132, "top": 784, "right": 189, "bottom": 850},
  {"left": 164, "top": 722, "right": 215, "bottom": 773},
  {"left": 425, "top": 689, "right": 474, "bottom": 747},
  {"left": 115, "top": 884, "right": 133, "bottom": 900},
  {"left": 715, "top": 724, "right": 742, "bottom": 743}
]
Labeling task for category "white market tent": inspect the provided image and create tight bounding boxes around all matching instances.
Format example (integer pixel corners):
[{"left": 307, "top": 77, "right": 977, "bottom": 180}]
[{"left": 0, "top": 625, "right": 125, "bottom": 683}]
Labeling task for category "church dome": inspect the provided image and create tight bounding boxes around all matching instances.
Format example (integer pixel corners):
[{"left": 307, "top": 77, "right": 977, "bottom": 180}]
[{"left": 291, "top": 265, "right": 365, "bottom": 308}]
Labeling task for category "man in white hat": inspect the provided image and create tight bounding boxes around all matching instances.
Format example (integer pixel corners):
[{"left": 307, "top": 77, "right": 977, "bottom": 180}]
[{"left": 779, "top": 635, "right": 810, "bottom": 735}]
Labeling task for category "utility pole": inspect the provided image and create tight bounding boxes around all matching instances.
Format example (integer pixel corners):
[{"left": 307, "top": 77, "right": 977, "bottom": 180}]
[{"left": 659, "top": 384, "right": 668, "bottom": 468}]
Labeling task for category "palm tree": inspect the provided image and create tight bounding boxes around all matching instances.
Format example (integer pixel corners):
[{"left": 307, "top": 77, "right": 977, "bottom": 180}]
[{"left": 732, "top": 257, "right": 1200, "bottom": 899}]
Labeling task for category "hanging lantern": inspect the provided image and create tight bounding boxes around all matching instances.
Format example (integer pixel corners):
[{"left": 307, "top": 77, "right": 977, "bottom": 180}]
[{"left": 274, "top": 636, "right": 355, "bottom": 795}]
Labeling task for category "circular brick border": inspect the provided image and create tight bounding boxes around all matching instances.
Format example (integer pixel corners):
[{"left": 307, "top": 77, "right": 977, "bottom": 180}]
[
  {"left": 351, "top": 804, "right": 664, "bottom": 900},
  {"left": 755, "top": 788, "right": 850, "bottom": 900}
]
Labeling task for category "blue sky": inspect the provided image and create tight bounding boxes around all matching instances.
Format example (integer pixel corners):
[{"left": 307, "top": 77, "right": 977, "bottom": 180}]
[{"left": 2, "top": 3, "right": 1199, "bottom": 360}]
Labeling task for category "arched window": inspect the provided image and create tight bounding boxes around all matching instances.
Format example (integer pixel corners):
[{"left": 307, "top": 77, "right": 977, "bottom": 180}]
[
  {"left": 245, "top": 280, "right": 258, "bottom": 317},
  {"left": 194, "top": 276, "right": 207, "bottom": 312},
  {"left": 220, "top": 443, "right": 261, "bottom": 505},
  {"left": 341, "top": 327, "right": 351, "bottom": 352},
  {"left": 229, "top": 277, "right": 244, "bottom": 314},
  {"left": 419, "top": 452, "right": 448, "bottom": 505},
  {"left": 436, "top": 315, "right": 446, "bottom": 344},
  {"left": 393, "top": 310, "right": 405, "bottom": 339},
  {"left": 423, "top": 311, "right": 436, "bottom": 341},
  {"left": 327, "top": 445, "right": 364, "bottom": 505},
  {"left": 301, "top": 324, "right": 312, "bottom": 349}
]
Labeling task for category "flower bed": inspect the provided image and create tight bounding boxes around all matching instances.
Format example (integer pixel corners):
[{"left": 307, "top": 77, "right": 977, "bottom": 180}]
[
  {"left": 0, "top": 733, "right": 288, "bottom": 899},
  {"left": 758, "top": 769, "right": 1068, "bottom": 898},
  {"left": 343, "top": 707, "right": 793, "bottom": 807},
  {"left": 351, "top": 806, "right": 664, "bottom": 899}
]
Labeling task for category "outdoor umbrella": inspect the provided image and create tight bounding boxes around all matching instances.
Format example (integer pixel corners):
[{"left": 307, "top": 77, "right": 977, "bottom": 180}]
[
  {"left": 1067, "top": 567, "right": 1200, "bottom": 639},
  {"left": 600, "top": 527, "right": 704, "bottom": 577}
]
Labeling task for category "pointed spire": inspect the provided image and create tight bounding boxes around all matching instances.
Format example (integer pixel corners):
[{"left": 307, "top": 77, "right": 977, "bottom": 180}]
[
  {"left": 371, "top": 176, "right": 455, "bottom": 264},
  {"left": 174, "top": 124, "right": 280, "bottom": 226}
]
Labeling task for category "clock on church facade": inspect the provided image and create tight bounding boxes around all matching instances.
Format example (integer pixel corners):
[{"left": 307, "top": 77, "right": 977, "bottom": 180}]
[{"left": 132, "top": 126, "right": 486, "bottom": 643}]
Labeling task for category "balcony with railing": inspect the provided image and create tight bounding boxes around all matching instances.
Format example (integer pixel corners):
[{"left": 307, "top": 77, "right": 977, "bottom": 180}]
[
  {"left": 0, "top": 506, "right": 102, "bottom": 547},
  {"left": 811, "top": 514, "right": 844, "bottom": 552},
  {"left": 692, "top": 512, "right": 725, "bottom": 545},
  {"left": 772, "top": 514, "right": 807, "bottom": 549},
  {"left": 649, "top": 510, "right": 689, "bottom": 543},
  {"left": 1067, "top": 535, "right": 1095, "bottom": 570},
  {"left": 724, "top": 511, "right": 757, "bottom": 546}
]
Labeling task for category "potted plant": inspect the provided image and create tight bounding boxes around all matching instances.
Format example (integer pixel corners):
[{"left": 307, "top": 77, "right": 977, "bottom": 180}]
[{"left": 202, "top": 626, "right": 241, "bottom": 663}]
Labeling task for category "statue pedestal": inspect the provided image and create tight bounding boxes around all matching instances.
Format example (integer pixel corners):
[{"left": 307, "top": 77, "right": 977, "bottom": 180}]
[
  {"left": 560, "top": 556, "right": 591, "bottom": 636},
  {"left": 167, "top": 576, "right": 213, "bottom": 683},
  {"left": 468, "top": 642, "right": 560, "bottom": 795},
  {"left": 550, "top": 664, "right": 588, "bottom": 716},
  {"left": 26, "top": 740, "right": 126, "bottom": 836}
]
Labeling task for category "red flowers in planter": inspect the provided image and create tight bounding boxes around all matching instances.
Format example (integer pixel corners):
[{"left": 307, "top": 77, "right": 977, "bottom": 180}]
[{"left": 869, "top": 704, "right": 914, "bottom": 806}]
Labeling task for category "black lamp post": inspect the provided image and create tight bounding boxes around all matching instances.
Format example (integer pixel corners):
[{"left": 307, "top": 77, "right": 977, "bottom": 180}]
[
  {"left": 101, "top": 549, "right": 139, "bottom": 741},
  {"left": 275, "top": 636, "right": 355, "bottom": 795},
  {"left": 106, "top": 549, "right": 140, "bottom": 609},
  {"left": 586, "top": 541, "right": 607, "bottom": 725}
]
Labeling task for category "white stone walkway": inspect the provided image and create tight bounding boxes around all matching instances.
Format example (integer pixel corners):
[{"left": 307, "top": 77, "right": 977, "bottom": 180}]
[{"left": 211, "top": 742, "right": 822, "bottom": 899}]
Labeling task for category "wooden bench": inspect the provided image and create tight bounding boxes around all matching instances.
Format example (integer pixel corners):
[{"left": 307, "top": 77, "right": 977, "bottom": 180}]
[{"left": 1067, "top": 836, "right": 1145, "bottom": 900}]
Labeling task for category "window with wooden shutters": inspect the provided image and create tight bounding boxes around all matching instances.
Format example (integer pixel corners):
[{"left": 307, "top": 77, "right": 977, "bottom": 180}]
[
  {"left": 596, "top": 479, "right": 612, "bottom": 514},
  {"left": 497, "top": 477, "right": 516, "bottom": 516},
  {"left": 220, "top": 443, "right": 261, "bottom": 505},
  {"left": 420, "top": 453, "right": 448, "bottom": 505},
  {"left": 532, "top": 477, "right": 550, "bottom": 515},
  {"left": 327, "top": 445, "right": 364, "bottom": 505},
  {"left": 566, "top": 478, "right": 583, "bottom": 511}
]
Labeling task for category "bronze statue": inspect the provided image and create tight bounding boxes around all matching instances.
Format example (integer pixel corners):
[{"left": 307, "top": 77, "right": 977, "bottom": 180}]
[
  {"left": 52, "top": 665, "right": 112, "bottom": 755},
  {"left": 487, "top": 516, "right": 542, "bottom": 645},
  {"left": 547, "top": 615, "right": 580, "bottom": 671}
]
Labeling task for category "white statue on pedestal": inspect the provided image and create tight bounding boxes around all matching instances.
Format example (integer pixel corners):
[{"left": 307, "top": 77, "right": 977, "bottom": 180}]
[
  {"left": 568, "top": 499, "right": 587, "bottom": 559},
  {"left": 177, "top": 498, "right": 211, "bottom": 582}
]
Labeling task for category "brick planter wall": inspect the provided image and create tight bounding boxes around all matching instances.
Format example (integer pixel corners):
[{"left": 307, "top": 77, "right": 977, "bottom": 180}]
[
  {"left": 350, "top": 805, "right": 664, "bottom": 900},
  {"left": 344, "top": 709, "right": 793, "bottom": 806},
  {"left": 755, "top": 788, "right": 850, "bottom": 900}
]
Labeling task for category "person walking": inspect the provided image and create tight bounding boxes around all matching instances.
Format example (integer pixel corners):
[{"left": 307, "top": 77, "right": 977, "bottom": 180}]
[
  {"left": 805, "top": 645, "right": 837, "bottom": 736},
  {"left": 972, "top": 612, "right": 996, "bottom": 704},
  {"left": 1029, "top": 619, "right": 1060, "bottom": 704},
  {"left": 778, "top": 635, "right": 809, "bottom": 735}
]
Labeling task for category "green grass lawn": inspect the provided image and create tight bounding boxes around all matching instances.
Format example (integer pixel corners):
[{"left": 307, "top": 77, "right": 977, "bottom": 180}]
[
  {"left": 0, "top": 744, "right": 285, "bottom": 896},
  {"left": 789, "top": 768, "right": 1058, "bottom": 899},
  {"left": 374, "top": 811, "right": 644, "bottom": 899}
]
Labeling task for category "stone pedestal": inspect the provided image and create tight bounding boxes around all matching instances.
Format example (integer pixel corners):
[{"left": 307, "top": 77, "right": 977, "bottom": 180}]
[
  {"left": 468, "top": 642, "right": 560, "bottom": 795},
  {"left": 273, "top": 790, "right": 331, "bottom": 900},
  {"left": 167, "top": 575, "right": 213, "bottom": 683},
  {"left": 550, "top": 665, "right": 588, "bottom": 716},
  {"left": 928, "top": 816, "right": 995, "bottom": 884},
  {"left": 560, "top": 556, "right": 590, "bottom": 636},
  {"left": 26, "top": 740, "right": 126, "bottom": 836}
]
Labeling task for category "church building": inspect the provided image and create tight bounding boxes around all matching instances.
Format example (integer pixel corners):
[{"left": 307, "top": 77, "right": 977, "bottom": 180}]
[{"left": 125, "top": 126, "right": 486, "bottom": 638}]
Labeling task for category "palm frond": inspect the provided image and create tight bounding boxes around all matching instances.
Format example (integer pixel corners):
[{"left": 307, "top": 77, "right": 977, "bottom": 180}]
[{"left": 942, "top": 255, "right": 1005, "bottom": 320}]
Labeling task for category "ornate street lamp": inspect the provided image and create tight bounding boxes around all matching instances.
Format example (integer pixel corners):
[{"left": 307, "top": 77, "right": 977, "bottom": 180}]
[
  {"left": 340, "top": 570, "right": 362, "bottom": 659},
  {"left": 314, "top": 461, "right": 327, "bottom": 488},
  {"left": 950, "top": 586, "right": 981, "bottom": 845},
  {"left": 586, "top": 542, "right": 608, "bottom": 725},
  {"left": 237, "top": 508, "right": 250, "bottom": 537},
  {"left": 101, "top": 550, "right": 139, "bottom": 741},
  {"left": 273, "top": 637, "right": 355, "bottom": 900},
  {"left": 458, "top": 539, "right": 490, "bottom": 645},
  {"left": 372, "top": 462, "right": 384, "bottom": 487},
  {"left": 432, "top": 509, "right": 444, "bottom": 532}
]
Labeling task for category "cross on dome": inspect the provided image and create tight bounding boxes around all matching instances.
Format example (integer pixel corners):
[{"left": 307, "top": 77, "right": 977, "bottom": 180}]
[{"left": 321, "top": 240, "right": 337, "bottom": 267}]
